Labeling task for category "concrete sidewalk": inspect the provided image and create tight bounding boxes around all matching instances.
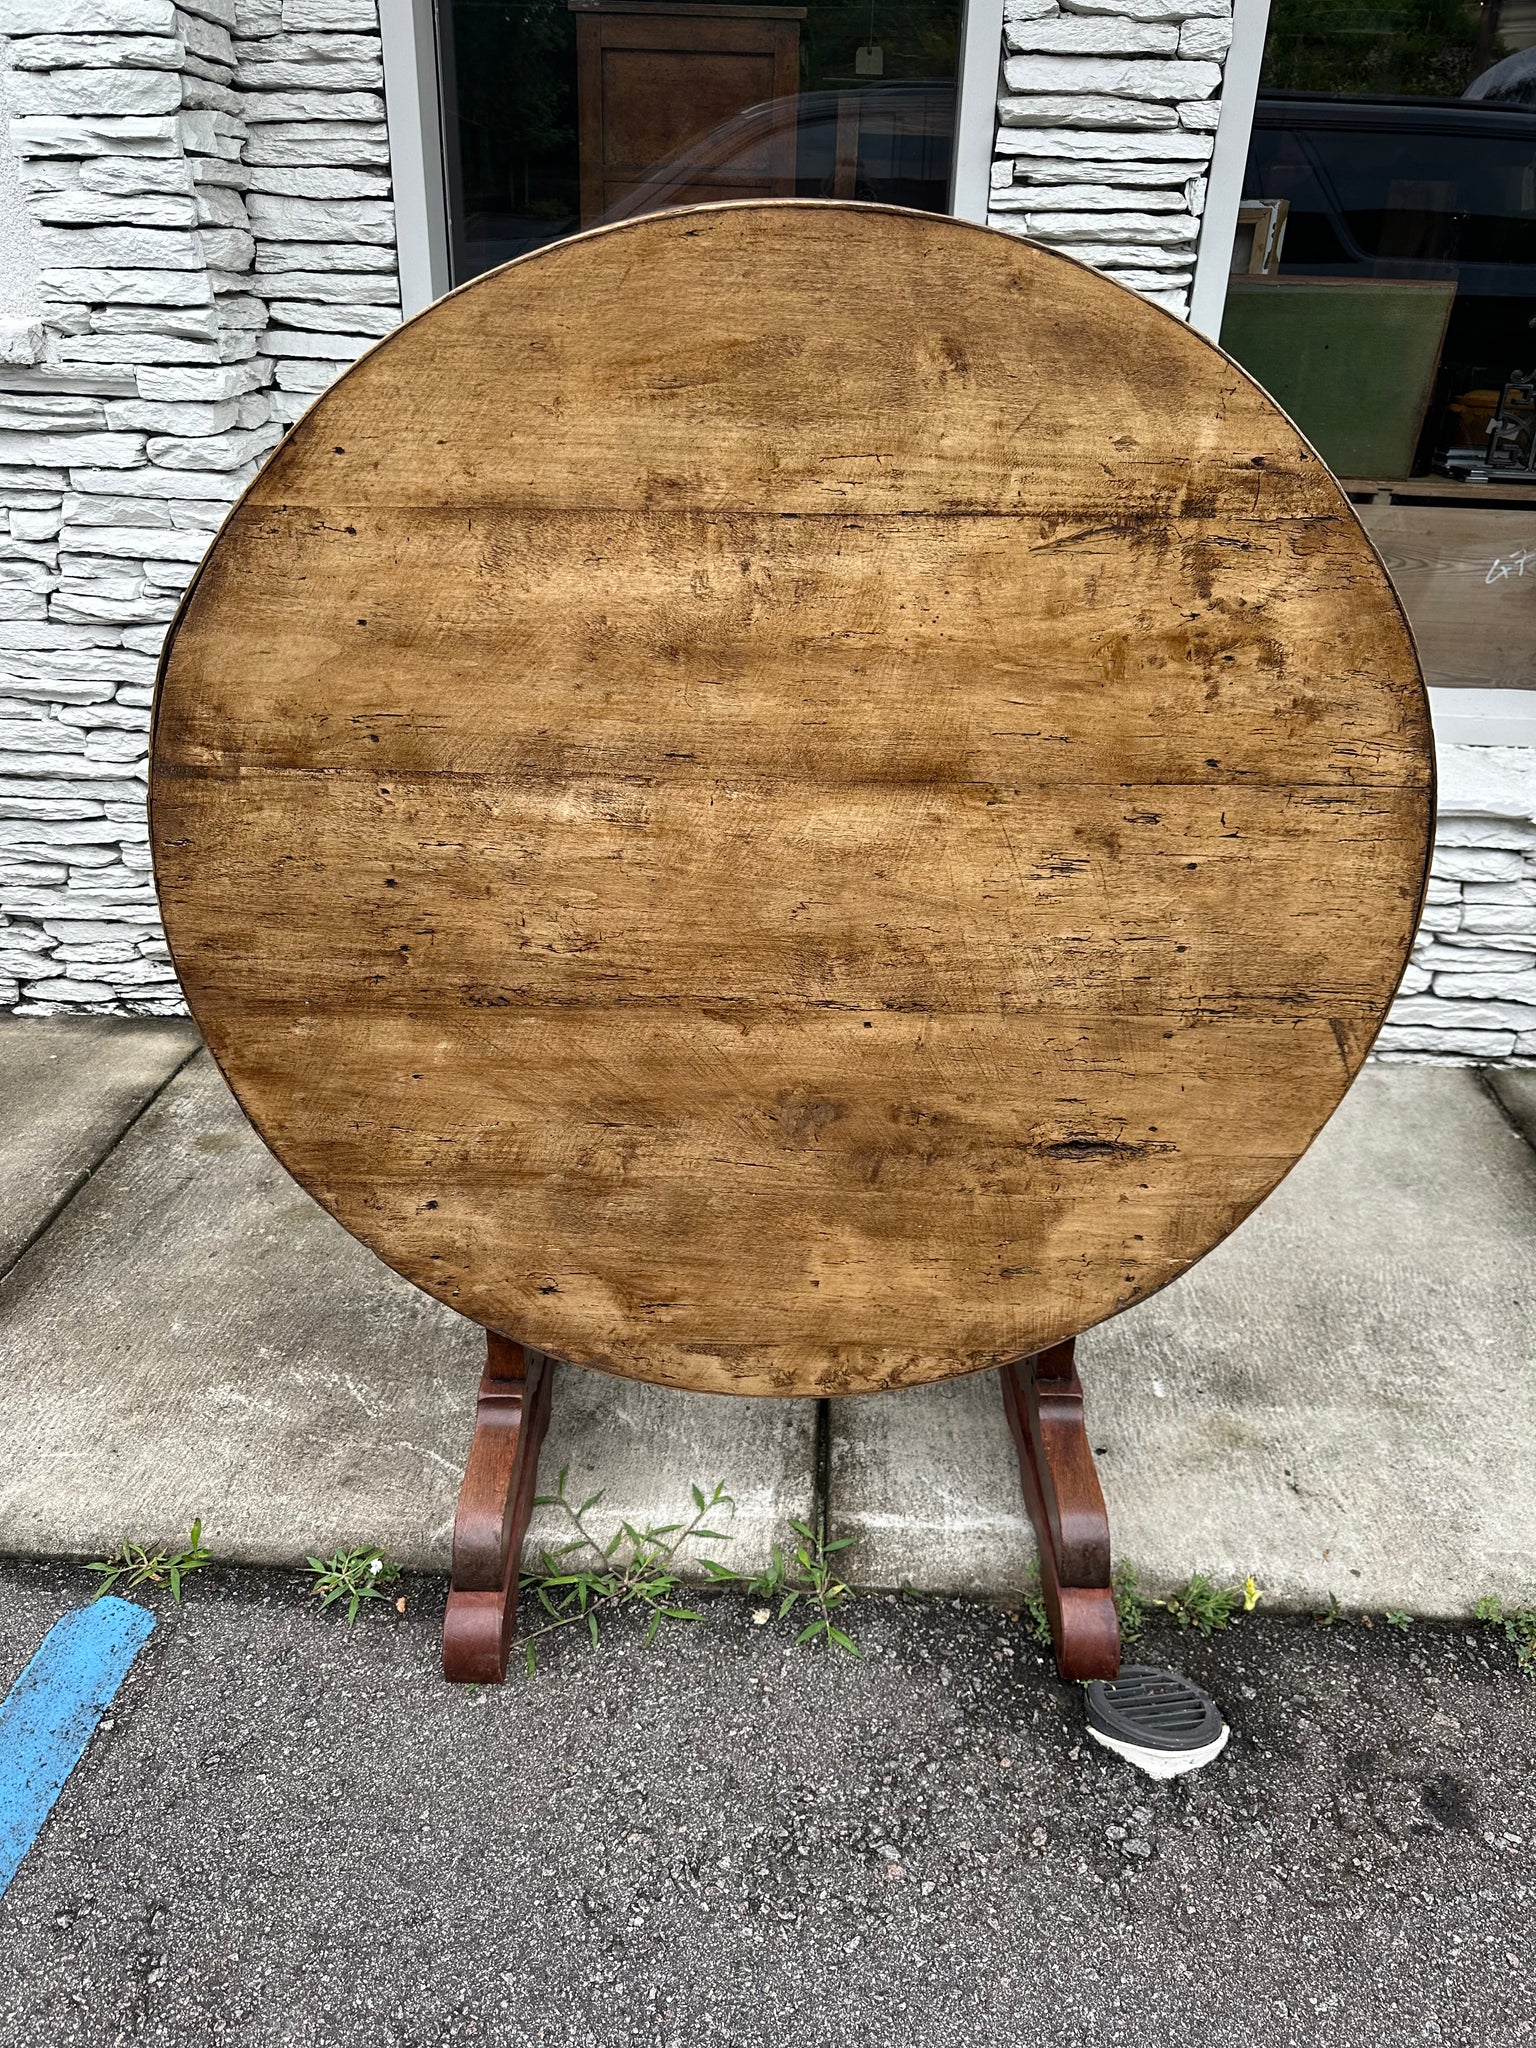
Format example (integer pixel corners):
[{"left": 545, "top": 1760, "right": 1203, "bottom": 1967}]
[
  {"left": 830, "top": 1065, "right": 1536, "bottom": 1614},
  {"left": 0, "top": 1036, "right": 813, "bottom": 1576},
  {"left": 0, "top": 1015, "right": 198, "bottom": 1278},
  {"left": 0, "top": 1019, "right": 1532, "bottom": 1615}
]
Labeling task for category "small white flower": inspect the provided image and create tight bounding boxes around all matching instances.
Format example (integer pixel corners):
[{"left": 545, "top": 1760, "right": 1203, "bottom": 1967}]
[{"left": 369, "top": 1557, "right": 382, "bottom": 1575}]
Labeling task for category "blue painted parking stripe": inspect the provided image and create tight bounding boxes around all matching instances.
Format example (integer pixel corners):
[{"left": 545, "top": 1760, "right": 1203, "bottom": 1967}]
[{"left": 0, "top": 1596, "right": 155, "bottom": 1897}]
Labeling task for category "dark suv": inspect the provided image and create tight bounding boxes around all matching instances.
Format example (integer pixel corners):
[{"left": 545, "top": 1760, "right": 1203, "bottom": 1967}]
[{"left": 1244, "top": 91, "right": 1536, "bottom": 463}]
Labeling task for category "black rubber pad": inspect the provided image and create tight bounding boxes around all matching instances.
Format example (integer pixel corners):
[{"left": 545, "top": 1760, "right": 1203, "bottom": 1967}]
[{"left": 1086, "top": 1663, "right": 1226, "bottom": 1754}]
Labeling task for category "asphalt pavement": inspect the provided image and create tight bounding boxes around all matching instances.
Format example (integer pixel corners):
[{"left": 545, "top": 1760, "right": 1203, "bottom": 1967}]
[{"left": 0, "top": 1560, "right": 1531, "bottom": 2048}]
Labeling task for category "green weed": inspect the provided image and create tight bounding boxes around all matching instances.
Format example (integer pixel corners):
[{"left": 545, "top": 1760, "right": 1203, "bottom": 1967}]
[
  {"left": 86, "top": 1519, "right": 211, "bottom": 1605},
  {"left": 519, "top": 1472, "right": 735, "bottom": 1674},
  {"left": 1112, "top": 1562, "right": 1150, "bottom": 1642},
  {"left": 1161, "top": 1572, "right": 1244, "bottom": 1636},
  {"left": 1384, "top": 1609, "right": 1412, "bottom": 1633},
  {"left": 1473, "top": 1595, "right": 1536, "bottom": 1676},
  {"left": 1021, "top": 1582, "right": 1052, "bottom": 1650},
  {"left": 1019, "top": 1563, "right": 1256, "bottom": 1648},
  {"left": 305, "top": 1546, "right": 401, "bottom": 1623},
  {"left": 739, "top": 1518, "right": 860, "bottom": 1656}
]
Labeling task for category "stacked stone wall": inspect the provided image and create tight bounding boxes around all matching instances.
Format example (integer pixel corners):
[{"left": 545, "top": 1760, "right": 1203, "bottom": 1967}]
[
  {"left": 986, "top": 0, "right": 1232, "bottom": 320},
  {"left": 1380, "top": 749, "right": 1536, "bottom": 1064},
  {"left": 233, "top": 0, "right": 401, "bottom": 430},
  {"left": 0, "top": 0, "right": 398, "bottom": 1013}
]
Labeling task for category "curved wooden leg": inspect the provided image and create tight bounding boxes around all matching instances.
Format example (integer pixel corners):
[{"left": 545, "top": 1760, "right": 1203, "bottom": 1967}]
[
  {"left": 442, "top": 1333, "right": 554, "bottom": 1684},
  {"left": 1001, "top": 1340, "right": 1120, "bottom": 1683}
]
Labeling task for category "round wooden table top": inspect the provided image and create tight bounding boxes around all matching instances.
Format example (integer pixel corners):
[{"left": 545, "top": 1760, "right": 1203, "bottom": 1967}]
[{"left": 151, "top": 201, "right": 1432, "bottom": 1399}]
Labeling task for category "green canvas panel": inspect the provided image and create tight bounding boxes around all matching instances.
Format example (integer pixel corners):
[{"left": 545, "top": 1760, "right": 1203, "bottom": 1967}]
[{"left": 1220, "top": 278, "right": 1456, "bottom": 480}]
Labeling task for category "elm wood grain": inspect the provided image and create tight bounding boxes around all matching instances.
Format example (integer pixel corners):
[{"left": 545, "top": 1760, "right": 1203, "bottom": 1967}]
[
  {"left": 442, "top": 1334, "right": 554, "bottom": 1683},
  {"left": 150, "top": 201, "right": 1433, "bottom": 1400},
  {"left": 1000, "top": 1343, "right": 1120, "bottom": 1682},
  {"left": 159, "top": 778, "right": 1423, "bottom": 1014},
  {"left": 155, "top": 510, "right": 1422, "bottom": 785}
]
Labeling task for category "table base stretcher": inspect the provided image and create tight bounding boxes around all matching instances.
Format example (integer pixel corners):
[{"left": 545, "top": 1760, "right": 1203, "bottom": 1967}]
[{"left": 441, "top": 1334, "right": 1120, "bottom": 1685}]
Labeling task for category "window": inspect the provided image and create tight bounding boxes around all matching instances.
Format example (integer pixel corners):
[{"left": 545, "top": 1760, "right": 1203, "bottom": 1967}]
[
  {"left": 439, "top": 0, "right": 961, "bottom": 284},
  {"left": 1225, "top": 0, "right": 1536, "bottom": 483}
]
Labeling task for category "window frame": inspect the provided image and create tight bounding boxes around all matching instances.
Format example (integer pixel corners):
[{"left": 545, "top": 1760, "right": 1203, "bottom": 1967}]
[{"left": 380, "top": 0, "right": 1271, "bottom": 340}]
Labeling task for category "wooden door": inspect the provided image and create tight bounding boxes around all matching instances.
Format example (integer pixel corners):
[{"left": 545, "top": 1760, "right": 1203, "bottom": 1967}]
[{"left": 571, "top": 1, "right": 805, "bottom": 225}]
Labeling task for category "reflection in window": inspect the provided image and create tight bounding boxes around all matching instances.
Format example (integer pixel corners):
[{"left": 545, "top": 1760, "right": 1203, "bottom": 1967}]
[
  {"left": 442, "top": 0, "right": 959, "bottom": 282},
  {"left": 1227, "top": 0, "right": 1536, "bottom": 482}
]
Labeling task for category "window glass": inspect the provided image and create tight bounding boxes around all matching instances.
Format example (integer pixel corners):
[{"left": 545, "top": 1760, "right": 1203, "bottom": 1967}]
[
  {"left": 442, "top": 0, "right": 960, "bottom": 282},
  {"left": 1229, "top": 1, "right": 1536, "bottom": 482}
]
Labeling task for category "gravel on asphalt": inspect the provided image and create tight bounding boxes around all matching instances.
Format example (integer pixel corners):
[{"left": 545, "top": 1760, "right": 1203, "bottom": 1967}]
[{"left": 0, "top": 1559, "right": 1531, "bottom": 2048}]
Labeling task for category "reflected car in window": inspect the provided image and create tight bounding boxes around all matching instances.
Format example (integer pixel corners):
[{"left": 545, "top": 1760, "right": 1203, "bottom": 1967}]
[
  {"left": 1243, "top": 91, "right": 1536, "bottom": 466},
  {"left": 1246, "top": 91, "right": 1536, "bottom": 293},
  {"left": 593, "top": 82, "right": 956, "bottom": 227}
]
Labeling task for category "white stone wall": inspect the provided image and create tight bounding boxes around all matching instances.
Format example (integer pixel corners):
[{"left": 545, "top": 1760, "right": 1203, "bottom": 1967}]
[
  {"left": 233, "top": 0, "right": 401, "bottom": 433},
  {"left": 987, "top": 0, "right": 1232, "bottom": 319},
  {"left": 0, "top": 0, "right": 399, "bottom": 1013},
  {"left": 1380, "top": 748, "right": 1536, "bottom": 1065}
]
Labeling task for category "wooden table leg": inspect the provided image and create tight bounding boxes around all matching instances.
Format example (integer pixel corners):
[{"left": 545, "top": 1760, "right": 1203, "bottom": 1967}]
[
  {"left": 1000, "top": 1340, "right": 1121, "bottom": 1683},
  {"left": 442, "top": 1332, "right": 554, "bottom": 1684}
]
